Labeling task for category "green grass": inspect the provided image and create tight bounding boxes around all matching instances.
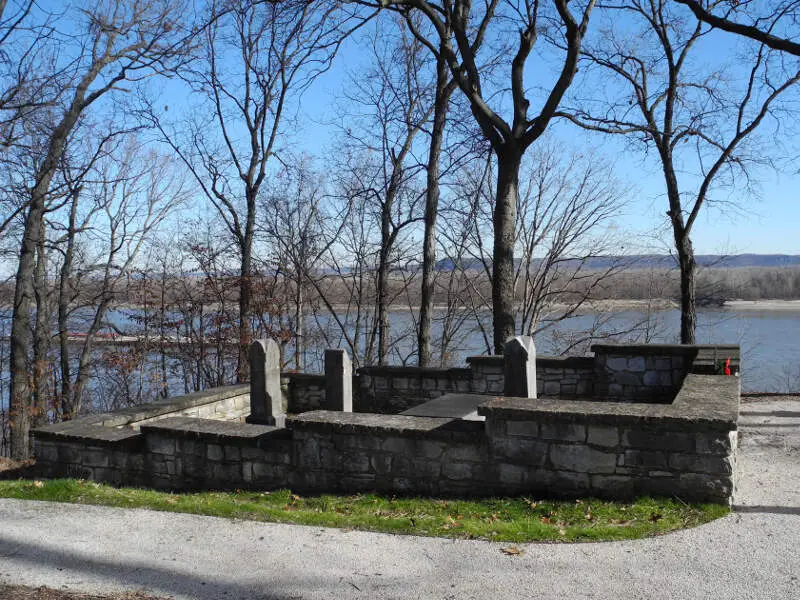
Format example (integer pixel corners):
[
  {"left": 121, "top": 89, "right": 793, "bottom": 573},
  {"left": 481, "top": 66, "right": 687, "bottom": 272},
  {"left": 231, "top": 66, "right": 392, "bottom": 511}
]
[{"left": 0, "top": 479, "right": 729, "bottom": 543}]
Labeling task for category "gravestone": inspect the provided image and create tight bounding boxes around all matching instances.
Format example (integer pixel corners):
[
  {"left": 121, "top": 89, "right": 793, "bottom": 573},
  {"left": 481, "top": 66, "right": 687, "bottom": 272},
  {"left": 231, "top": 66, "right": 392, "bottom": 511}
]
[
  {"left": 503, "top": 335, "right": 537, "bottom": 398},
  {"left": 324, "top": 349, "right": 352, "bottom": 412},
  {"left": 246, "top": 339, "right": 285, "bottom": 427}
]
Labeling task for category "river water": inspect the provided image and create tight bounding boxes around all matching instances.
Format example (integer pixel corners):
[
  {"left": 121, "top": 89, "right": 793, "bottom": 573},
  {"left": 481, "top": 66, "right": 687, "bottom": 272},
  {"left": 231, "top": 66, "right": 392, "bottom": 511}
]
[{"left": 1, "top": 305, "right": 799, "bottom": 396}]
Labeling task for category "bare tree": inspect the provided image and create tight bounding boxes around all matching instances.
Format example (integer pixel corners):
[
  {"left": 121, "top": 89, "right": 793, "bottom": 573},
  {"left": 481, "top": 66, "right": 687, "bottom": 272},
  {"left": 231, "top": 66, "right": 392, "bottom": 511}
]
[
  {"left": 357, "top": 0, "right": 596, "bottom": 353},
  {"left": 7, "top": 0, "right": 190, "bottom": 458},
  {"left": 150, "top": 0, "right": 364, "bottom": 382},
  {"left": 560, "top": 0, "right": 800, "bottom": 343},
  {"left": 676, "top": 0, "right": 800, "bottom": 55},
  {"left": 53, "top": 139, "right": 187, "bottom": 419},
  {"left": 330, "top": 19, "right": 432, "bottom": 365}
]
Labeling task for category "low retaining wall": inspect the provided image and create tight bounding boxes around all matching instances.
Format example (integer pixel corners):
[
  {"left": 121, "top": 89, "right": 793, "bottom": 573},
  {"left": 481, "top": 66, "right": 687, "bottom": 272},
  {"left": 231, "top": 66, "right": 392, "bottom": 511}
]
[{"left": 33, "top": 345, "right": 740, "bottom": 503}]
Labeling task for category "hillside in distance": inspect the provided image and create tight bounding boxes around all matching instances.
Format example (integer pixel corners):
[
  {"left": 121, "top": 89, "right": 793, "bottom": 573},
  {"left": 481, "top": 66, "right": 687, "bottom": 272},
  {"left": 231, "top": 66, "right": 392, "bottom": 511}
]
[{"left": 434, "top": 254, "right": 800, "bottom": 271}]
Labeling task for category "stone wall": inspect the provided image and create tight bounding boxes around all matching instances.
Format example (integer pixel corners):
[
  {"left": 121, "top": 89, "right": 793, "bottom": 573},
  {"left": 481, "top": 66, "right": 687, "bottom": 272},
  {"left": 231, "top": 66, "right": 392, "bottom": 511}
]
[
  {"left": 479, "top": 373, "right": 739, "bottom": 502},
  {"left": 356, "top": 366, "right": 473, "bottom": 413},
  {"left": 282, "top": 373, "right": 326, "bottom": 413},
  {"left": 32, "top": 344, "right": 741, "bottom": 504}
]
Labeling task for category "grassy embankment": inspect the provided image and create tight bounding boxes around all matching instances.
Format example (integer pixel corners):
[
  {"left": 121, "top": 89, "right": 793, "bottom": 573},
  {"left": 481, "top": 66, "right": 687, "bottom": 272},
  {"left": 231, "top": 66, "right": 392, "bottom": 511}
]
[{"left": 0, "top": 478, "right": 728, "bottom": 543}]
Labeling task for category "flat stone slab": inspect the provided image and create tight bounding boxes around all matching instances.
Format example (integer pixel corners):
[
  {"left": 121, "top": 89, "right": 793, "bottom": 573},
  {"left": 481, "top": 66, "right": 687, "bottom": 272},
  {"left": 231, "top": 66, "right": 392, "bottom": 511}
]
[
  {"left": 288, "top": 411, "right": 484, "bottom": 441},
  {"left": 477, "top": 374, "right": 740, "bottom": 430},
  {"left": 400, "top": 394, "right": 486, "bottom": 421},
  {"left": 140, "top": 417, "right": 289, "bottom": 445}
]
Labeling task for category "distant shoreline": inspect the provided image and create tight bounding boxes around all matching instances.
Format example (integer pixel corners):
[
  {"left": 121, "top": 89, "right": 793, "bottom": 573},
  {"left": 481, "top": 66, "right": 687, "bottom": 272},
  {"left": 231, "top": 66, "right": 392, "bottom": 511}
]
[{"left": 724, "top": 300, "right": 800, "bottom": 310}]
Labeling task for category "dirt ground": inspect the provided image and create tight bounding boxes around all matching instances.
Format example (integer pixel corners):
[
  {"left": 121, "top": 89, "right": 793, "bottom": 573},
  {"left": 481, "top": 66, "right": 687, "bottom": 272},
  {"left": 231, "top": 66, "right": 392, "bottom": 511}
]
[{"left": 0, "top": 586, "right": 170, "bottom": 600}]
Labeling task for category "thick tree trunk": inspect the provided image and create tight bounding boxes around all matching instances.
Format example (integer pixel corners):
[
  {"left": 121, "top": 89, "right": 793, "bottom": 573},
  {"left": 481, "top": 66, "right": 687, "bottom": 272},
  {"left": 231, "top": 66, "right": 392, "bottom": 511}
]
[
  {"left": 662, "top": 152, "right": 697, "bottom": 344},
  {"left": 377, "top": 201, "right": 392, "bottom": 366},
  {"left": 237, "top": 233, "right": 253, "bottom": 383},
  {"left": 492, "top": 148, "right": 522, "bottom": 354},
  {"left": 32, "top": 223, "right": 50, "bottom": 428},
  {"left": 418, "top": 56, "right": 452, "bottom": 367},
  {"left": 295, "top": 282, "right": 304, "bottom": 371},
  {"left": 678, "top": 237, "right": 697, "bottom": 344},
  {"left": 8, "top": 213, "right": 37, "bottom": 458},
  {"left": 58, "top": 197, "right": 78, "bottom": 419}
]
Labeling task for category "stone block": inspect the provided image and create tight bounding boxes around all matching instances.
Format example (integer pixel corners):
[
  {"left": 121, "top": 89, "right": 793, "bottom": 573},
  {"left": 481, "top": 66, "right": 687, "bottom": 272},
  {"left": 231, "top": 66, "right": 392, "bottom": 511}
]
[
  {"left": 382, "top": 437, "right": 412, "bottom": 455},
  {"left": 147, "top": 436, "right": 176, "bottom": 456},
  {"left": 296, "top": 439, "right": 322, "bottom": 469},
  {"left": 411, "top": 459, "right": 441, "bottom": 478},
  {"left": 241, "top": 446, "right": 266, "bottom": 460},
  {"left": 614, "top": 372, "right": 642, "bottom": 386},
  {"left": 606, "top": 357, "right": 627, "bottom": 371},
  {"left": 493, "top": 438, "right": 548, "bottom": 466},
  {"left": 224, "top": 445, "right": 241, "bottom": 461},
  {"left": 417, "top": 441, "right": 446, "bottom": 460},
  {"left": 504, "top": 336, "right": 537, "bottom": 398},
  {"left": 342, "top": 453, "right": 371, "bottom": 473},
  {"left": 608, "top": 383, "right": 623, "bottom": 396},
  {"left": 549, "top": 471, "right": 591, "bottom": 495},
  {"left": 249, "top": 339, "right": 284, "bottom": 425},
  {"left": 35, "top": 443, "right": 58, "bottom": 462},
  {"left": 618, "top": 449, "right": 667, "bottom": 470},
  {"left": 206, "top": 444, "right": 224, "bottom": 462},
  {"left": 590, "top": 475, "right": 635, "bottom": 499},
  {"left": 549, "top": 444, "right": 617, "bottom": 474},
  {"left": 325, "top": 349, "right": 353, "bottom": 412},
  {"left": 540, "top": 422, "right": 586, "bottom": 442},
  {"left": 370, "top": 454, "right": 393, "bottom": 476},
  {"left": 242, "top": 462, "right": 254, "bottom": 482},
  {"left": 587, "top": 425, "right": 619, "bottom": 448},
  {"left": 621, "top": 429, "right": 694, "bottom": 453},
  {"left": 668, "top": 453, "right": 733, "bottom": 475},
  {"left": 628, "top": 357, "right": 646, "bottom": 371},
  {"left": 506, "top": 420, "right": 539, "bottom": 437},
  {"left": 543, "top": 381, "right": 560, "bottom": 395},
  {"left": 655, "top": 359, "right": 671, "bottom": 370},
  {"left": 82, "top": 449, "right": 110, "bottom": 468},
  {"left": 444, "top": 444, "right": 486, "bottom": 463},
  {"left": 678, "top": 473, "right": 733, "bottom": 502},
  {"left": 498, "top": 463, "right": 526, "bottom": 485},
  {"left": 442, "top": 462, "right": 472, "bottom": 481},
  {"left": 695, "top": 432, "right": 735, "bottom": 455},
  {"left": 393, "top": 377, "right": 409, "bottom": 390},
  {"left": 643, "top": 371, "right": 660, "bottom": 386}
]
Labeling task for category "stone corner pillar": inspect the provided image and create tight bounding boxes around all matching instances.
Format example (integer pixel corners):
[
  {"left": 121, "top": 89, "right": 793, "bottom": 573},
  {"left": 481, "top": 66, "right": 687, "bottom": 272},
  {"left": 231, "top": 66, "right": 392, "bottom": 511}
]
[
  {"left": 325, "top": 348, "right": 353, "bottom": 412},
  {"left": 503, "top": 335, "right": 537, "bottom": 398},
  {"left": 246, "top": 339, "right": 286, "bottom": 427}
]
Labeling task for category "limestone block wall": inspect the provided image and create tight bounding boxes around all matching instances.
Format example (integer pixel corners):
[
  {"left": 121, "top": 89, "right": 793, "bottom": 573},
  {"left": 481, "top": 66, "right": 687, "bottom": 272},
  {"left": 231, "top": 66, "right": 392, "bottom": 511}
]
[
  {"left": 287, "top": 413, "right": 493, "bottom": 496},
  {"left": 282, "top": 373, "right": 327, "bottom": 413},
  {"left": 32, "top": 344, "right": 741, "bottom": 504},
  {"left": 356, "top": 366, "right": 473, "bottom": 413}
]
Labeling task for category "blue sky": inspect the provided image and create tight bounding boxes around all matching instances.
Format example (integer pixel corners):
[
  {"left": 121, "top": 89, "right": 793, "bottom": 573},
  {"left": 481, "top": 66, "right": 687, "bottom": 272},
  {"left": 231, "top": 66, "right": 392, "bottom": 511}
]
[
  {"left": 112, "top": 2, "right": 800, "bottom": 257},
  {"left": 286, "top": 23, "right": 800, "bottom": 257}
]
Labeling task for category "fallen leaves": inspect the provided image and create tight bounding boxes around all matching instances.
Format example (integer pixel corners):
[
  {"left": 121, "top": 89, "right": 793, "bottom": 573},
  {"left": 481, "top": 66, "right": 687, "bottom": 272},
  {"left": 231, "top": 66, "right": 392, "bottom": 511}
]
[{"left": 501, "top": 545, "right": 525, "bottom": 556}]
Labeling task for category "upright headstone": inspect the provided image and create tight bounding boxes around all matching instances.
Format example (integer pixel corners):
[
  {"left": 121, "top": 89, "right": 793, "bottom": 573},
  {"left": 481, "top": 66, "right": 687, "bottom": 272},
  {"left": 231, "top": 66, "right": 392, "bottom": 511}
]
[
  {"left": 325, "top": 349, "right": 353, "bottom": 412},
  {"left": 503, "top": 335, "right": 537, "bottom": 398},
  {"left": 246, "top": 339, "right": 285, "bottom": 427}
]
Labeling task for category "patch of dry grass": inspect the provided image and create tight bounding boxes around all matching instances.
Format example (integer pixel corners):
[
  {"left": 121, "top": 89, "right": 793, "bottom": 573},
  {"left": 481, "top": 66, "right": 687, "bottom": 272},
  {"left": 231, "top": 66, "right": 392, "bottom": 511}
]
[{"left": 0, "top": 585, "right": 169, "bottom": 600}]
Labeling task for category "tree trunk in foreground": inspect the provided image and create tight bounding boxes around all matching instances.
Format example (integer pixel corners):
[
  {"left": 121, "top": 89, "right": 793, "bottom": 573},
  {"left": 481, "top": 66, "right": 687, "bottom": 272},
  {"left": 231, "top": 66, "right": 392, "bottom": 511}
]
[{"left": 492, "top": 147, "right": 522, "bottom": 354}]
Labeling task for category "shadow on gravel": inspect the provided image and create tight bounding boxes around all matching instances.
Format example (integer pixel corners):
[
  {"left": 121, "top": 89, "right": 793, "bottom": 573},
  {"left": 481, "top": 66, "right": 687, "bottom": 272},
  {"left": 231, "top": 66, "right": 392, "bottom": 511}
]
[
  {"left": 733, "top": 505, "right": 800, "bottom": 515},
  {"left": 739, "top": 411, "right": 800, "bottom": 418},
  {"left": 0, "top": 535, "right": 323, "bottom": 600}
]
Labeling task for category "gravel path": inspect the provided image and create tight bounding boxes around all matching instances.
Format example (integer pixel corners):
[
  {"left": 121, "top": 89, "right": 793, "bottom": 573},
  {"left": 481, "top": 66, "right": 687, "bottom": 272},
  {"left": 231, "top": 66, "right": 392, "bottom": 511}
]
[{"left": 1, "top": 398, "right": 798, "bottom": 600}]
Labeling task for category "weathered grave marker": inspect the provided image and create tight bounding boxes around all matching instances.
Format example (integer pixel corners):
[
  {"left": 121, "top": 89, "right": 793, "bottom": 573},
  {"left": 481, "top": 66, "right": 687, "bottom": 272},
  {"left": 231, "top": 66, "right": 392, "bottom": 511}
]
[
  {"left": 325, "top": 348, "right": 353, "bottom": 412},
  {"left": 504, "top": 335, "right": 537, "bottom": 398},
  {"left": 246, "top": 339, "right": 285, "bottom": 427}
]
